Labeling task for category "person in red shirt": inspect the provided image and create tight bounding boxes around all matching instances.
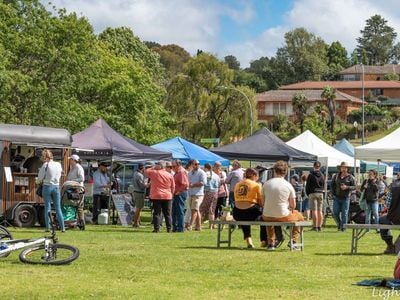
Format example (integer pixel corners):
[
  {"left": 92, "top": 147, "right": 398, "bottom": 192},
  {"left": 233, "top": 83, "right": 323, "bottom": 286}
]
[
  {"left": 145, "top": 161, "right": 175, "bottom": 233},
  {"left": 171, "top": 160, "right": 189, "bottom": 232}
]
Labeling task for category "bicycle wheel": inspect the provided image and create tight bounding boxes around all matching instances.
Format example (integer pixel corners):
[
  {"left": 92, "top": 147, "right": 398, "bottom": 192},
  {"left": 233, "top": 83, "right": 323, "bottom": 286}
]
[
  {"left": 0, "top": 225, "right": 13, "bottom": 258},
  {"left": 19, "top": 243, "right": 79, "bottom": 265}
]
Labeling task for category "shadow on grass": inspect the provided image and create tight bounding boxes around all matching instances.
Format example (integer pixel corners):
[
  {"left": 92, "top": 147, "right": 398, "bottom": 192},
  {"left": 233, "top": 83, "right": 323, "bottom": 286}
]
[
  {"left": 181, "top": 246, "right": 292, "bottom": 253},
  {"left": 314, "top": 252, "right": 388, "bottom": 256}
]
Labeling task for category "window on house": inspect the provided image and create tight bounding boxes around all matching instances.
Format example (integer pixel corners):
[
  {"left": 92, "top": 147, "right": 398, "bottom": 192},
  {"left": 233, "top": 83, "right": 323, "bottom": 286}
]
[
  {"left": 342, "top": 74, "right": 360, "bottom": 81},
  {"left": 372, "top": 89, "right": 383, "bottom": 96},
  {"left": 273, "top": 103, "right": 287, "bottom": 115}
]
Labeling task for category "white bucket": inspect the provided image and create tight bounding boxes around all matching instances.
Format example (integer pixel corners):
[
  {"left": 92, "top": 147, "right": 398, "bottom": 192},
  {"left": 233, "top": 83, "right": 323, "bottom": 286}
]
[{"left": 98, "top": 209, "right": 108, "bottom": 225}]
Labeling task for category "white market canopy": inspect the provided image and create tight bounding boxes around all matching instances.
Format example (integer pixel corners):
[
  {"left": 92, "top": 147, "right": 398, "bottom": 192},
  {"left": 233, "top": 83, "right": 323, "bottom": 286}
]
[
  {"left": 355, "top": 126, "right": 400, "bottom": 161},
  {"left": 287, "top": 130, "right": 360, "bottom": 168}
]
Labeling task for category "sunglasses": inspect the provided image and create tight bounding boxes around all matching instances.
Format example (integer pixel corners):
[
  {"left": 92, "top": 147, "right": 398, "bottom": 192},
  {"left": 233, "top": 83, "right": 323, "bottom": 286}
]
[{"left": 194, "top": 163, "right": 200, "bottom": 166}]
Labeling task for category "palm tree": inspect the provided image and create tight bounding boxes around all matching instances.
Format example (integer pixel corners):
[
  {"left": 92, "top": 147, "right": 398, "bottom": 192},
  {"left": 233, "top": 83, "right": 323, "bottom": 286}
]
[
  {"left": 321, "top": 86, "right": 337, "bottom": 135},
  {"left": 292, "top": 93, "right": 309, "bottom": 132}
]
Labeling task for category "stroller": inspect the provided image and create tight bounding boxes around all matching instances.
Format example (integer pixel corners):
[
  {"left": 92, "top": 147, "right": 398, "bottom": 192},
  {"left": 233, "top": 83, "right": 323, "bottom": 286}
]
[{"left": 61, "top": 181, "right": 86, "bottom": 230}]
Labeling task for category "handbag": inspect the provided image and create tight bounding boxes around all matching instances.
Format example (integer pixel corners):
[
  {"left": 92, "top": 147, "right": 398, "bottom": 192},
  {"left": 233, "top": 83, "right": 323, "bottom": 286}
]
[
  {"left": 36, "top": 163, "right": 49, "bottom": 198},
  {"left": 359, "top": 190, "right": 367, "bottom": 211}
]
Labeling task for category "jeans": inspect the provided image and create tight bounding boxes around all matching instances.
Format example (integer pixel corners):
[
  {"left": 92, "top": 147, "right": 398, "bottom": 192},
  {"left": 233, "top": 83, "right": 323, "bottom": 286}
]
[
  {"left": 365, "top": 202, "right": 379, "bottom": 225},
  {"left": 228, "top": 191, "right": 235, "bottom": 209},
  {"left": 333, "top": 197, "right": 350, "bottom": 230},
  {"left": 43, "top": 184, "right": 64, "bottom": 231},
  {"left": 172, "top": 191, "right": 188, "bottom": 232},
  {"left": 379, "top": 214, "right": 394, "bottom": 246},
  {"left": 92, "top": 194, "right": 109, "bottom": 223},
  {"left": 152, "top": 200, "right": 172, "bottom": 232}
]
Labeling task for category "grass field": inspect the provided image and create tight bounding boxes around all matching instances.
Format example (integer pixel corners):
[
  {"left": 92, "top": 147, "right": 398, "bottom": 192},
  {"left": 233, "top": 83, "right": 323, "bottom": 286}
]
[{"left": 0, "top": 216, "right": 398, "bottom": 300}]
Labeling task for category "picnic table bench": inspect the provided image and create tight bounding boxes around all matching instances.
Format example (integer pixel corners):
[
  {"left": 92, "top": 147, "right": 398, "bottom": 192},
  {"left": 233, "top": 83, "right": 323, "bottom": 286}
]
[
  {"left": 209, "top": 220, "right": 312, "bottom": 251},
  {"left": 345, "top": 223, "right": 400, "bottom": 254}
]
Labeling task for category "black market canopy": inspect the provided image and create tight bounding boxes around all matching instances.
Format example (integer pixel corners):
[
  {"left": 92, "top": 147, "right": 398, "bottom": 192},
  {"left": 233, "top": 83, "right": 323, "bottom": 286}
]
[
  {"left": 211, "top": 127, "right": 317, "bottom": 162},
  {"left": 72, "top": 119, "right": 172, "bottom": 161},
  {"left": 0, "top": 124, "right": 72, "bottom": 147}
]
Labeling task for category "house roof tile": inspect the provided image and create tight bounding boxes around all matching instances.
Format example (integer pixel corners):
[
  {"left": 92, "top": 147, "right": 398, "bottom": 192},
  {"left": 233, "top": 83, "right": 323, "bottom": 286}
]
[
  {"left": 257, "top": 89, "right": 363, "bottom": 104},
  {"left": 339, "top": 64, "right": 400, "bottom": 75},
  {"left": 280, "top": 80, "right": 400, "bottom": 90}
]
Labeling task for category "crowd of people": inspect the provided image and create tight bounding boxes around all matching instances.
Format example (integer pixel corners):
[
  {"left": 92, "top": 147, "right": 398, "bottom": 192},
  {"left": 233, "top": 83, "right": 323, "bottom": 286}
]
[
  {"left": 129, "top": 158, "right": 400, "bottom": 254},
  {"left": 34, "top": 149, "right": 400, "bottom": 254}
]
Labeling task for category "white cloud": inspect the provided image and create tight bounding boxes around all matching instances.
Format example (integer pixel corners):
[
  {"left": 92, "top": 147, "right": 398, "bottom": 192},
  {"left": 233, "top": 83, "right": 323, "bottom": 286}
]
[
  {"left": 44, "top": 0, "right": 250, "bottom": 56},
  {"left": 228, "top": 0, "right": 400, "bottom": 67},
  {"left": 43, "top": 0, "right": 400, "bottom": 68}
]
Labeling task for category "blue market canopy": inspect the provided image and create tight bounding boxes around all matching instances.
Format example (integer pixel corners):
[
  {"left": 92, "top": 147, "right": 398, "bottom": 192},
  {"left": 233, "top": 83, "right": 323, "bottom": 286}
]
[
  {"left": 211, "top": 128, "right": 317, "bottom": 162},
  {"left": 334, "top": 138, "right": 387, "bottom": 173},
  {"left": 333, "top": 138, "right": 354, "bottom": 157},
  {"left": 152, "top": 137, "right": 229, "bottom": 166},
  {"left": 72, "top": 119, "right": 172, "bottom": 161}
]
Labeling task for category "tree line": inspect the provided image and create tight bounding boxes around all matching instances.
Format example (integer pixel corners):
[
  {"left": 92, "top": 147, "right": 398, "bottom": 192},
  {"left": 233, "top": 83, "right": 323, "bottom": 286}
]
[{"left": 0, "top": 1, "right": 398, "bottom": 144}]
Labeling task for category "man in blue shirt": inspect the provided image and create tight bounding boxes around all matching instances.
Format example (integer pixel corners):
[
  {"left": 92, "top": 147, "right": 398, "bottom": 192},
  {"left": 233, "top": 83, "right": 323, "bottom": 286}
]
[
  {"left": 92, "top": 162, "right": 111, "bottom": 224},
  {"left": 188, "top": 160, "right": 207, "bottom": 231}
]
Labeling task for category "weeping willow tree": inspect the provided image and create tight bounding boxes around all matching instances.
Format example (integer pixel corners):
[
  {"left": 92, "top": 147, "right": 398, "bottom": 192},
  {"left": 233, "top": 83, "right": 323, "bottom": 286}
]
[{"left": 165, "top": 53, "right": 256, "bottom": 143}]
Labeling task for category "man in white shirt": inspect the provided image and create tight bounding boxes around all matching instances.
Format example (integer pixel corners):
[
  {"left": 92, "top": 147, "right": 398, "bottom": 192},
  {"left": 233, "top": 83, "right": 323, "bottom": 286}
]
[{"left": 262, "top": 160, "right": 304, "bottom": 250}]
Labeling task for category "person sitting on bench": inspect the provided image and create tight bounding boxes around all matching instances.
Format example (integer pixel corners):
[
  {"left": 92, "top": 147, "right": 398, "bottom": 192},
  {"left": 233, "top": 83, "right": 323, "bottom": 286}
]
[
  {"left": 232, "top": 168, "right": 267, "bottom": 249},
  {"left": 379, "top": 173, "right": 400, "bottom": 254},
  {"left": 262, "top": 160, "right": 304, "bottom": 250}
]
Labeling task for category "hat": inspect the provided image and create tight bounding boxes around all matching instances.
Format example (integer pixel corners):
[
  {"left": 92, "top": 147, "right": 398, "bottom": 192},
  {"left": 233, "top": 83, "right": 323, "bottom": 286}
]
[
  {"left": 313, "top": 161, "right": 321, "bottom": 168},
  {"left": 337, "top": 161, "right": 350, "bottom": 169},
  {"left": 99, "top": 162, "right": 109, "bottom": 167},
  {"left": 145, "top": 162, "right": 154, "bottom": 168},
  {"left": 69, "top": 154, "right": 80, "bottom": 161},
  {"left": 291, "top": 174, "right": 300, "bottom": 181},
  {"left": 138, "top": 163, "right": 144, "bottom": 169}
]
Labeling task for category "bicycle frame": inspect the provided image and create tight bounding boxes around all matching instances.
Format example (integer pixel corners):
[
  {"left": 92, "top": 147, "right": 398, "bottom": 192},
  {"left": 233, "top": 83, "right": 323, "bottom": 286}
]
[
  {"left": 0, "top": 212, "right": 79, "bottom": 265},
  {"left": 0, "top": 237, "right": 50, "bottom": 256}
]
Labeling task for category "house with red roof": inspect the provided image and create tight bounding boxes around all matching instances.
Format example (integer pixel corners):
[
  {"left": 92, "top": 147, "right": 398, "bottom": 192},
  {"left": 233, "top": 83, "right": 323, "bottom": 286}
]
[
  {"left": 256, "top": 89, "right": 363, "bottom": 122},
  {"left": 339, "top": 64, "right": 400, "bottom": 81},
  {"left": 279, "top": 80, "right": 400, "bottom": 99}
]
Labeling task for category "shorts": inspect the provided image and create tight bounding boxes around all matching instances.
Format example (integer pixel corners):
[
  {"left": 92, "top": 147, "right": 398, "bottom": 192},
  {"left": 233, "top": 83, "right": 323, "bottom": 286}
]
[
  {"left": 296, "top": 198, "right": 309, "bottom": 212},
  {"left": 134, "top": 192, "right": 145, "bottom": 209},
  {"left": 309, "top": 193, "right": 323, "bottom": 211},
  {"left": 188, "top": 195, "right": 204, "bottom": 210}
]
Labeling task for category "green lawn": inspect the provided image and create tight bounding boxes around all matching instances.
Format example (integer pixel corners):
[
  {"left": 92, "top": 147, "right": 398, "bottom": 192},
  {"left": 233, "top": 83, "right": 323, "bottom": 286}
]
[{"left": 0, "top": 216, "right": 397, "bottom": 299}]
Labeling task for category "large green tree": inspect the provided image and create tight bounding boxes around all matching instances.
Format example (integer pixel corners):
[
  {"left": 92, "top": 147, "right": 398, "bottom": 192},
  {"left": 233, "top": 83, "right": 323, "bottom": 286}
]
[
  {"left": 165, "top": 53, "right": 256, "bottom": 142},
  {"left": 224, "top": 55, "right": 240, "bottom": 70},
  {"left": 245, "top": 56, "right": 279, "bottom": 90},
  {"left": 150, "top": 44, "right": 191, "bottom": 78},
  {"left": 0, "top": 1, "right": 174, "bottom": 143},
  {"left": 273, "top": 28, "right": 329, "bottom": 84},
  {"left": 356, "top": 14, "right": 397, "bottom": 65},
  {"left": 98, "top": 27, "right": 166, "bottom": 85},
  {"left": 326, "top": 41, "right": 349, "bottom": 80}
]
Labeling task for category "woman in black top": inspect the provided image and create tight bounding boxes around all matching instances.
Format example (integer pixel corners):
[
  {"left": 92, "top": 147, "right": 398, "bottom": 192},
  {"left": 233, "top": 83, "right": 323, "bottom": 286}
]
[{"left": 361, "top": 169, "right": 379, "bottom": 226}]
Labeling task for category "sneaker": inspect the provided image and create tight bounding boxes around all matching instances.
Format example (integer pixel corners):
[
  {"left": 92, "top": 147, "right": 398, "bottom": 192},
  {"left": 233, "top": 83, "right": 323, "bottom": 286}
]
[
  {"left": 260, "top": 241, "right": 268, "bottom": 248},
  {"left": 317, "top": 227, "right": 322, "bottom": 232},
  {"left": 274, "top": 239, "right": 285, "bottom": 249},
  {"left": 132, "top": 224, "right": 141, "bottom": 228},
  {"left": 267, "top": 245, "right": 276, "bottom": 251},
  {"left": 247, "top": 244, "right": 255, "bottom": 249},
  {"left": 384, "top": 245, "right": 396, "bottom": 254},
  {"left": 287, "top": 240, "right": 300, "bottom": 251},
  {"left": 152, "top": 229, "right": 160, "bottom": 233}
]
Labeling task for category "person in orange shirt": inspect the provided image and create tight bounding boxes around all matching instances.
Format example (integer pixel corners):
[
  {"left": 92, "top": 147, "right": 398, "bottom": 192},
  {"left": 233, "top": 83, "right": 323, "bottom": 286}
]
[
  {"left": 233, "top": 168, "right": 267, "bottom": 248},
  {"left": 145, "top": 161, "right": 175, "bottom": 233}
]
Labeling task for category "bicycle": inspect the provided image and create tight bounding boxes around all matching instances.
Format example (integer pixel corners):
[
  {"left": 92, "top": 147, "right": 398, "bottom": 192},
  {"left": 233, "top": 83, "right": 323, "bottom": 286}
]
[{"left": 0, "top": 212, "right": 79, "bottom": 265}]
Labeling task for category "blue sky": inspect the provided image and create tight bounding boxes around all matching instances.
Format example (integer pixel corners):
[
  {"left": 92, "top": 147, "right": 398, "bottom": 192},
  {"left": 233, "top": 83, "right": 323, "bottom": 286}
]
[{"left": 44, "top": 0, "right": 400, "bottom": 68}]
